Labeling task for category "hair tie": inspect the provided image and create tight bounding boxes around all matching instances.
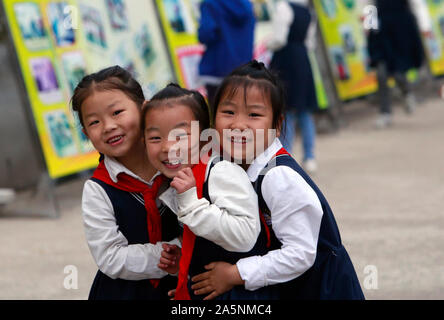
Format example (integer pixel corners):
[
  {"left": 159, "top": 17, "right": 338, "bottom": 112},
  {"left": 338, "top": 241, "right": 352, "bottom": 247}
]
[{"left": 250, "top": 60, "right": 265, "bottom": 70}]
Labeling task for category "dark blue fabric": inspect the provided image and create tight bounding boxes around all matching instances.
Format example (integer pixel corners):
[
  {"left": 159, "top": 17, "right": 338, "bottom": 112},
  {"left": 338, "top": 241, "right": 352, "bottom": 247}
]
[
  {"left": 198, "top": 0, "right": 255, "bottom": 78},
  {"left": 254, "top": 155, "right": 365, "bottom": 300},
  {"left": 187, "top": 159, "right": 279, "bottom": 300},
  {"left": 87, "top": 178, "right": 181, "bottom": 300},
  {"left": 269, "top": 3, "right": 318, "bottom": 112},
  {"left": 367, "top": 0, "right": 425, "bottom": 73}
]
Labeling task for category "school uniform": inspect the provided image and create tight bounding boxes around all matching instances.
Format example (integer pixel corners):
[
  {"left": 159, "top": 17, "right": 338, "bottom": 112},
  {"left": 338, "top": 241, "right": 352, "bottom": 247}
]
[
  {"left": 82, "top": 156, "right": 181, "bottom": 300},
  {"left": 237, "top": 139, "right": 364, "bottom": 299},
  {"left": 160, "top": 157, "right": 278, "bottom": 300},
  {"left": 268, "top": 0, "right": 318, "bottom": 157}
]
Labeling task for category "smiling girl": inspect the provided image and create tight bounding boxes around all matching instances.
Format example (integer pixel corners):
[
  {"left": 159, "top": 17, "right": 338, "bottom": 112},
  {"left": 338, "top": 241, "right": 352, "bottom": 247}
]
[{"left": 71, "top": 66, "right": 181, "bottom": 300}]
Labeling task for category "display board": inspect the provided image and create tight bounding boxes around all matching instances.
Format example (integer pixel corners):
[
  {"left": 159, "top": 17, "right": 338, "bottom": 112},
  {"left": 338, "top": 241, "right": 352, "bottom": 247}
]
[
  {"left": 155, "top": 0, "right": 204, "bottom": 90},
  {"left": 314, "top": 0, "right": 377, "bottom": 101},
  {"left": 2, "top": 0, "right": 175, "bottom": 178},
  {"left": 424, "top": 0, "right": 444, "bottom": 76}
]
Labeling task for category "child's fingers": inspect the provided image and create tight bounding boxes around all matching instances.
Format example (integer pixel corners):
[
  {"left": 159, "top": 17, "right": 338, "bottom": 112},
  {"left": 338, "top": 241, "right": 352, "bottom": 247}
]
[
  {"left": 159, "top": 256, "right": 175, "bottom": 266},
  {"left": 203, "top": 291, "right": 219, "bottom": 301},
  {"left": 191, "top": 279, "right": 210, "bottom": 290},
  {"left": 204, "top": 262, "right": 216, "bottom": 270},
  {"left": 191, "top": 271, "right": 210, "bottom": 283},
  {"left": 183, "top": 167, "right": 194, "bottom": 178}
]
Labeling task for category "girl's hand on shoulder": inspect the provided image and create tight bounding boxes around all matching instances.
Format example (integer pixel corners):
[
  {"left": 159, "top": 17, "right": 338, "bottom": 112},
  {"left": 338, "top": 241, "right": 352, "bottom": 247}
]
[
  {"left": 190, "top": 262, "right": 244, "bottom": 300},
  {"left": 170, "top": 167, "right": 196, "bottom": 194}
]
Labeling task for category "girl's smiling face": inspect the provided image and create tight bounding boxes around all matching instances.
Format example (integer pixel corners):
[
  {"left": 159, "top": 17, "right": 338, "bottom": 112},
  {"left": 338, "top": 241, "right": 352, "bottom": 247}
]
[
  {"left": 81, "top": 89, "right": 143, "bottom": 161},
  {"left": 144, "top": 104, "right": 200, "bottom": 178},
  {"left": 214, "top": 85, "right": 280, "bottom": 167}
]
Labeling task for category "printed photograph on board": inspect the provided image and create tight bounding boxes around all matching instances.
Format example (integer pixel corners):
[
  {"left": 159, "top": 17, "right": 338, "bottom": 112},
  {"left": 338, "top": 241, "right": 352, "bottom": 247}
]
[
  {"left": 13, "top": 2, "right": 50, "bottom": 50},
  {"left": 44, "top": 110, "right": 78, "bottom": 158},
  {"left": 105, "top": 0, "right": 129, "bottom": 31},
  {"left": 134, "top": 24, "right": 156, "bottom": 67},
  {"left": 163, "top": 0, "right": 194, "bottom": 34},
  {"left": 61, "top": 51, "right": 87, "bottom": 95},
  {"left": 80, "top": 5, "right": 107, "bottom": 49},
  {"left": 47, "top": 2, "right": 76, "bottom": 47},
  {"left": 330, "top": 46, "right": 350, "bottom": 81},
  {"left": 29, "top": 57, "right": 63, "bottom": 104}
]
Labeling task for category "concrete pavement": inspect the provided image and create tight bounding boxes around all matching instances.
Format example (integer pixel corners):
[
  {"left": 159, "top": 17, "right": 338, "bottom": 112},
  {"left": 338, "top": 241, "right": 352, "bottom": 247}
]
[{"left": 1, "top": 93, "right": 443, "bottom": 299}]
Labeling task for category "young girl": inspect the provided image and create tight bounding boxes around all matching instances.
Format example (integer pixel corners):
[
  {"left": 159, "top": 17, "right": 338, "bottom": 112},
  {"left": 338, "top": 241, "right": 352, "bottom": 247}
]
[
  {"left": 142, "top": 84, "right": 277, "bottom": 300},
  {"left": 190, "top": 60, "right": 365, "bottom": 300},
  {"left": 71, "top": 66, "right": 181, "bottom": 300}
]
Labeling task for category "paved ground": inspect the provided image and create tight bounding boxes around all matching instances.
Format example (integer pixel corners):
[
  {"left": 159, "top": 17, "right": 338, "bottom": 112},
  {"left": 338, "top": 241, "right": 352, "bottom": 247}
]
[{"left": 1, "top": 91, "right": 443, "bottom": 300}]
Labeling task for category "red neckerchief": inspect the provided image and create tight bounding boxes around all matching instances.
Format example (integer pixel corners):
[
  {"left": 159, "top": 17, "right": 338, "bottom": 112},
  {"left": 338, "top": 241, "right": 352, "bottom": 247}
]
[
  {"left": 92, "top": 160, "right": 164, "bottom": 288},
  {"left": 174, "top": 160, "right": 208, "bottom": 300}
]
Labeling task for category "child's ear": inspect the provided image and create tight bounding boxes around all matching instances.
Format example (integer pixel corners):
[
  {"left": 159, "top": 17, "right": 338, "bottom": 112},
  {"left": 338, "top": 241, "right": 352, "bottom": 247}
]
[{"left": 275, "top": 115, "right": 284, "bottom": 138}]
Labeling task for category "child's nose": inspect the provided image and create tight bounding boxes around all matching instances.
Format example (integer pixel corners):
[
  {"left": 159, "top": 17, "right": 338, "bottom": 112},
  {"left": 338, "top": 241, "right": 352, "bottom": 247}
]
[
  {"left": 103, "top": 119, "right": 117, "bottom": 133},
  {"left": 231, "top": 116, "right": 249, "bottom": 131}
]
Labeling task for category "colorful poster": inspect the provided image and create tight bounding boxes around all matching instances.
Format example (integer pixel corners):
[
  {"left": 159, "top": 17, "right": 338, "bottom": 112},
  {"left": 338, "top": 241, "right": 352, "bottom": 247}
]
[
  {"left": 314, "top": 0, "right": 377, "bottom": 101},
  {"left": 2, "top": 0, "right": 175, "bottom": 178},
  {"left": 424, "top": 0, "right": 444, "bottom": 75}
]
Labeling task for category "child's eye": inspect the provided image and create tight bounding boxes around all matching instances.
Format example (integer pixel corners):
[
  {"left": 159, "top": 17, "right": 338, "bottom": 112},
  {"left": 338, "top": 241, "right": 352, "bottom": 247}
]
[
  {"left": 148, "top": 136, "right": 161, "bottom": 142},
  {"left": 222, "top": 110, "right": 234, "bottom": 115},
  {"left": 88, "top": 120, "right": 99, "bottom": 127},
  {"left": 249, "top": 113, "right": 262, "bottom": 117},
  {"left": 113, "top": 109, "right": 124, "bottom": 116}
]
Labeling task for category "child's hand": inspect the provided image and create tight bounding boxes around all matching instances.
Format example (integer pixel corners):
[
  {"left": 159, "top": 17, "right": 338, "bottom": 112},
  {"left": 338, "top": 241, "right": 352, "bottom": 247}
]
[
  {"left": 191, "top": 262, "right": 244, "bottom": 300},
  {"left": 168, "top": 289, "right": 176, "bottom": 300},
  {"left": 158, "top": 243, "right": 181, "bottom": 275},
  {"left": 170, "top": 167, "right": 196, "bottom": 194}
]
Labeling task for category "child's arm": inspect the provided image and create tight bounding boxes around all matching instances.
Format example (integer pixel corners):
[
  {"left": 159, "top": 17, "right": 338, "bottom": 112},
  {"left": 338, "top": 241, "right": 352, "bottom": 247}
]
[
  {"left": 82, "top": 180, "right": 179, "bottom": 280},
  {"left": 159, "top": 160, "right": 261, "bottom": 253},
  {"left": 236, "top": 166, "right": 323, "bottom": 290},
  {"left": 191, "top": 166, "right": 323, "bottom": 296}
]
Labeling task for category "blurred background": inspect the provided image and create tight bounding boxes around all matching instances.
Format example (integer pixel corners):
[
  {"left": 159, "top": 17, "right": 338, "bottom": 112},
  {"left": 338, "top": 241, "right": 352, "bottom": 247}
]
[{"left": 0, "top": 0, "right": 443, "bottom": 299}]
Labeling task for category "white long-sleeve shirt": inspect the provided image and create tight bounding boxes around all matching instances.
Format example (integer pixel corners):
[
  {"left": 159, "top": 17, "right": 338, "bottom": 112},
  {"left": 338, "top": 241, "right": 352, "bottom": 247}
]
[
  {"left": 159, "top": 156, "right": 261, "bottom": 253},
  {"left": 236, "top": 138, "right": 324, "bottom": 291},
  {"left": 82, "top": 155, "right": 181, "bottom": 281},
  {"left": 267, "top": 0, "right": 317, "bottom": 52}
]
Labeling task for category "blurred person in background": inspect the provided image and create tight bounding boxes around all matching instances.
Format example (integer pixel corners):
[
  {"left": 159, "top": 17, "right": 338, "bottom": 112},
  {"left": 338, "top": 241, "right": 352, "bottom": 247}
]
[
  {"left": 268, "top": 0, "right": 319, "bottom": 174},
  {"left": 367, "top": 0, "right": 432, "bottom": 128},
  {"left": 197, "top": 0, "right": 255, "bottom": 108}
]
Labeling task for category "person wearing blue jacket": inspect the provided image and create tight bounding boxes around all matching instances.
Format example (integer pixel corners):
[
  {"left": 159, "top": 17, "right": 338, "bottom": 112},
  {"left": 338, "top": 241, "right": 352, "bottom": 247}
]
[{"left": 197, "top": 0, "right": 255, "bottom": 106}]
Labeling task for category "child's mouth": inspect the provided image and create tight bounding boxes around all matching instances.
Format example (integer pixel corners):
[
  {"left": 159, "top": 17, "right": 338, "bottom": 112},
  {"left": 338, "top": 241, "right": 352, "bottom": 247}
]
[
  {"left": 230, "top": 136, "right": 248, "bottom": 144},
  {"left": 107, "top": 135, "right": 124, "bottom": 146},
  {"left": 162, "top": 159, "right": 182, "bottom": 170}
]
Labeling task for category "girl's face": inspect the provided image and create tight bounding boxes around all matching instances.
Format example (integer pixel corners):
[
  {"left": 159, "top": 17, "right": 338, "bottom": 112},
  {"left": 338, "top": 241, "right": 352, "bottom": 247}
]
[
  {"left": 81, "top": 90, "right": 143, "bottom": 161},
  {"left": 214, "top": 85, "right": 279, "bottom": 166},
  {"left": 144, "top": 104, "right": 200, "bottom": 179}
]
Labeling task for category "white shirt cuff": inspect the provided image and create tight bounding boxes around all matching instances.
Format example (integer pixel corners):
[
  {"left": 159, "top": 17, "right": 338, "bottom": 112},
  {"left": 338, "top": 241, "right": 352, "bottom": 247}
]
[{"left": 236, "top": 256, "right": 267, "bottom": 291}]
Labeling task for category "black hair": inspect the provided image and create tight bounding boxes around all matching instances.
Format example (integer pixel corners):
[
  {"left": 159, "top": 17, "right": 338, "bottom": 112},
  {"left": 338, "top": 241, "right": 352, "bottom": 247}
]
[
  {"left": 212, "top": 60, "right": 286, "bottom": 130},
  {"left": 141, "top": 83, "right": 210, "bottom": 132},
  {"left": 71, "top": 65, "right": 145, "bottom": 128}
]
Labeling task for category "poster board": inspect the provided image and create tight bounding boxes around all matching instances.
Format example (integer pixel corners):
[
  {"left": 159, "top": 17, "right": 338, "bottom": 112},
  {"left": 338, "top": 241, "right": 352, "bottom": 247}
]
[
  {"left": 314, "top": 0, "right": 377, "bottom": 101},
  {"left": 424, "top": 0, "right": 444, "bottom": 76},
  {"left": 2, "top": 0, "right": 175, "bottom": 179},
  {"left": 155, "top": 0, "right": 204, "bottom": 90}
]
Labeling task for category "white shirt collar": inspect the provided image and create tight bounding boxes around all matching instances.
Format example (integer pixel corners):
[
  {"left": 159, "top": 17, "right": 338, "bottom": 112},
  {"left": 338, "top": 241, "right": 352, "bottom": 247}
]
[
  {"left": 103, "top": 155, "right": 161, "bottom": 185},
  {"left": 246, "top": 138, "right": 283, "bottom": 182}
]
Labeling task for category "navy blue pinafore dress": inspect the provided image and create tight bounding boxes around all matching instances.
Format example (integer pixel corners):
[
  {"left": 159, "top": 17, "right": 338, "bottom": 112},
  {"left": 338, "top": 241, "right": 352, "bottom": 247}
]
[
  {"left": 269, "top": 3, "right": 318, "bottom": 113},
  {"left": 254, "top": 149, "right": 365, "bottom": 300},
  {"left": 88, "top": 178, "right": 181, "bottom": 300}
]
